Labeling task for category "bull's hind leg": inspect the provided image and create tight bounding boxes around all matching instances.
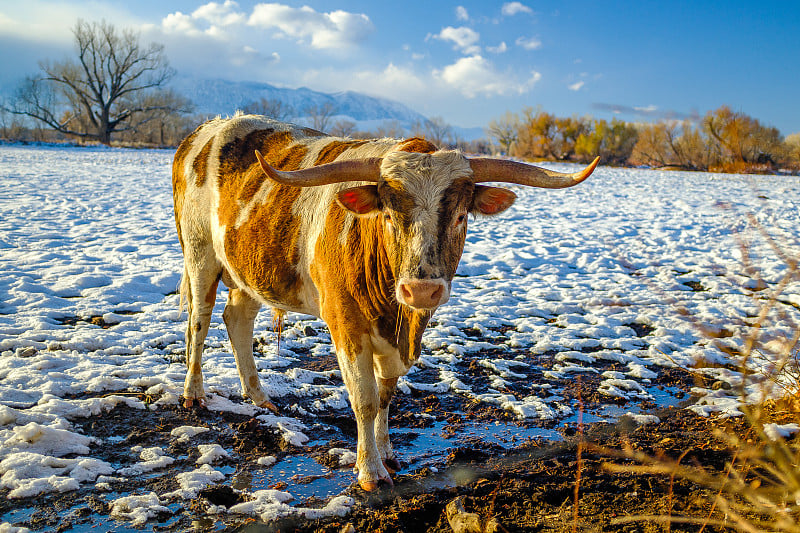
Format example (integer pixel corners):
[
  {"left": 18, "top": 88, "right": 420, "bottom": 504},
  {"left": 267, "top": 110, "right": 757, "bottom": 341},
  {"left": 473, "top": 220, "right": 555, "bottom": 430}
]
[
  {"left": 222, "top": 288, "right": 277, "bottom": 412},
  {"left": 375, "top": 377, "right": 401, "bottom": 473},
  {"left": 182, "top": 244, "right": 221, "bottom": 408}
]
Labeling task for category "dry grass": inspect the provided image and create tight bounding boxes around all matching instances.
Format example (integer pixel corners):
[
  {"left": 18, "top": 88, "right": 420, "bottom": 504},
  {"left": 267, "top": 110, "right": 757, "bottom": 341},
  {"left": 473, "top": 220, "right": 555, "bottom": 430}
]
[{"left": 600, "top": 215, "right": 800, "bottom": 532}]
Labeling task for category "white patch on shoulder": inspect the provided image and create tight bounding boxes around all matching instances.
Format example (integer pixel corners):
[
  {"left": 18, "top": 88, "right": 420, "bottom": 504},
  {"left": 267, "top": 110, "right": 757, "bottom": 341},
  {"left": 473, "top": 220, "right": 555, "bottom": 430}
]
[{"left": 370, "top": 326, "right": 412, "bottom": 379}]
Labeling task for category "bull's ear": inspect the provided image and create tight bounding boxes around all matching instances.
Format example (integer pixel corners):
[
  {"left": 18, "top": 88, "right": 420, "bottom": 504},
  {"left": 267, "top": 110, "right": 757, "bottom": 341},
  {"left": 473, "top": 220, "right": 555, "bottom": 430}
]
[
  {"left": 336, "top": 185, "right": 381, "bottom": 215},
  {"left": 472, "top": 185, "right": 517, "bottom": 216}
]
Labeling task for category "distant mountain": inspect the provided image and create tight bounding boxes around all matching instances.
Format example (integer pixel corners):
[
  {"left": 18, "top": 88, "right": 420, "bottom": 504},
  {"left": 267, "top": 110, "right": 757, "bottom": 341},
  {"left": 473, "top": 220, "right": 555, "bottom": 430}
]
[
  {"left": 170, "top": 76, "right": 485, "bottom": 141},
  {"left": 171, "top": 76, "right": 426, "bottom": 130}
]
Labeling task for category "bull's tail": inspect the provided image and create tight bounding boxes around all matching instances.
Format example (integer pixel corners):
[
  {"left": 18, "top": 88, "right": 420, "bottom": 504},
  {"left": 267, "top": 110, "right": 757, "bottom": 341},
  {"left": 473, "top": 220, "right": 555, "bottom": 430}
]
[{"left": 179, "top": 263, "right": 192, "bottom": 315}]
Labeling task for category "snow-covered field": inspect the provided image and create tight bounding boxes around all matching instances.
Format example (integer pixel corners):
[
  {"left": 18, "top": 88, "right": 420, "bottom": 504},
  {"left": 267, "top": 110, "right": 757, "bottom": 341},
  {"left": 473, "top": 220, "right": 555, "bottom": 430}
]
[{"left": 1, "top": 144, "right": 799, "bottom": 528}]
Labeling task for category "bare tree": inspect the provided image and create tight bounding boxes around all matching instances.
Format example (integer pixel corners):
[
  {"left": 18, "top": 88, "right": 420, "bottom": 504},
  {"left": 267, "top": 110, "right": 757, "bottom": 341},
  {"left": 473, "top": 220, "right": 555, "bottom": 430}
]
[
  {"left": 7, "top": 20, "right": 181, "bottom": 144},
  {"left": 242, "top": 97, "right": 294, "bottom": 121},
  {"left": 419, "top": 116, "right": 454, "bottom": 147},
  {"left": 329, "top": 119, "right": 357, "bottom": 137},
  {"left": 487, "top": 111, "right": 519, "bottom": 154},
  {"left": 375, "top": 120, "right": 406, "bottom": 138},
  {"left": 304, "top": 102, "right": 337, "bottom": 132}
]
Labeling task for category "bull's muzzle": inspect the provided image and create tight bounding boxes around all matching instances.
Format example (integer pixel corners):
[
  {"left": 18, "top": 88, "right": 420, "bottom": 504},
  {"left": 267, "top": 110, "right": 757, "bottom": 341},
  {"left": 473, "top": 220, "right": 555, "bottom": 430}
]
[{"left": 397, "top": 278, "right": 449, "bottom": 310}]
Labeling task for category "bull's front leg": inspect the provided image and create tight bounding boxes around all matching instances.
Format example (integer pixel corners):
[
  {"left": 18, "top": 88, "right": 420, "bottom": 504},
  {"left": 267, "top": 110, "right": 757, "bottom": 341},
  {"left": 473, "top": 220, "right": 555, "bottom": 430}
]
[
  {"left": 335, "top": 342, "right": 393, "bottom": 491},
  {"left": 376, "top": 377, "right": 400, "bottom": 473}
]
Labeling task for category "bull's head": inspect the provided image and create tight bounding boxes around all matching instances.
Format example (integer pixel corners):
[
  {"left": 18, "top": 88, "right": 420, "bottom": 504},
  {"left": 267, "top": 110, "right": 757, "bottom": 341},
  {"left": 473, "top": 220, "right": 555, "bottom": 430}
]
[{"left": 255, "top": 149, "right": 598, "bottom": 312}]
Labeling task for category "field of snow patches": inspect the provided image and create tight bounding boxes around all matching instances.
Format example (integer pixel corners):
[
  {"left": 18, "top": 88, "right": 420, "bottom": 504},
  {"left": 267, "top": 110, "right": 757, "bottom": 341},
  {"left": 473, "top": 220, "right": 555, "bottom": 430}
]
[{"left": 1, "top": 143, "right": 800, "bottom": 528}]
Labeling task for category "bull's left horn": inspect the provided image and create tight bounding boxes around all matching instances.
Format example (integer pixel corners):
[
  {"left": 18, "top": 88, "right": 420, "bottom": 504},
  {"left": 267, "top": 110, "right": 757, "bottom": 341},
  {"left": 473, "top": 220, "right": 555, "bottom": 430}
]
[
  {"left": 255, "top": 150, "right": 381, "bottom": 187},
  {"left": 469, "top": 156, "right": 599, "bottom": 188}
]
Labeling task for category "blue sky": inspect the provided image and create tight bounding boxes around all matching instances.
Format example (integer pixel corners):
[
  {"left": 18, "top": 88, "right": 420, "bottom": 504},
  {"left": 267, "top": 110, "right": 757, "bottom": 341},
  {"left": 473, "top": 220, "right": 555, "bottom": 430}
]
[{"left": 1, "top": 0, "right": 798, "bottom": 135}]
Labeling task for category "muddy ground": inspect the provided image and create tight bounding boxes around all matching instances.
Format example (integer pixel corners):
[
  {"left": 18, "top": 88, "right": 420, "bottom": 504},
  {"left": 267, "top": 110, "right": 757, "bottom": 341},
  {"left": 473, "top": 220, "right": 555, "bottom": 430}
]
[{"left": 0, "top": 336, "right": 780, "bottom": 533}]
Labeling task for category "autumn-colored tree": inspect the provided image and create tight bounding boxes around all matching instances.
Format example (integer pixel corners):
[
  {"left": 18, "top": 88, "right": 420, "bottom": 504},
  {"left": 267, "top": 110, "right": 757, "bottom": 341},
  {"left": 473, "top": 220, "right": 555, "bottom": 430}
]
[
  {"left": 554, "top": 116, "right": 591, "bottom": 160},
  {"left": 513, "top": 107, "right": 559, "bottom": 160},
  {"left": 629, "top": 122, "right": 672, "bottom": 167},
  {"left": 575, "top": 118, "right": 638, "bottom": 164},
  {"left": 785, "top": 133, "right": 800, "bottom": 169},
  {"left": 703, "top": 105, "right": 784, "bottom": 170}
]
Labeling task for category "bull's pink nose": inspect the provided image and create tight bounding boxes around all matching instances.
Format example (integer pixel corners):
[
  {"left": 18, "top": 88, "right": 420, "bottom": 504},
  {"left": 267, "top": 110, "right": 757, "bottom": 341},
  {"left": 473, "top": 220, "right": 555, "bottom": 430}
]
[{"left": 398, "top": 279, "right": 446, "bottom": 309}]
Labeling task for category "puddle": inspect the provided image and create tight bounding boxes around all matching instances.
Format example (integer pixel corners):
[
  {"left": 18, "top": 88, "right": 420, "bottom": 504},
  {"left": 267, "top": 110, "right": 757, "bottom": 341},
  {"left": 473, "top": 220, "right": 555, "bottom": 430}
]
[
  {"left": 396, "top": 419, "right": 561, "bottom": 469},
  {"left": 247, "top": 455, "right": 351, "bottom": 501}
]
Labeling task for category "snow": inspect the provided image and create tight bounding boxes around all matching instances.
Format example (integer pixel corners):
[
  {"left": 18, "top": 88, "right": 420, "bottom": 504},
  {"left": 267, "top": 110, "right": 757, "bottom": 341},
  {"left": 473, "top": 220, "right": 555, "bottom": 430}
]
[
  {"left": 162, "top": 464, "right": 226, "bottom": 500},
  {"left": 328, "top": 447, "right": 357, "bottom": 466},
  {"left": 1, "top": 144, "right": 799, "bottom": 526},
  {"left": 110, "top": 492, "right": 171, "bottom": 526},
  {"left": 196, "top": 444, "right": 231, "bottom": 465},
  {"left": 229, "top": 490, "right": 354, "bottom": 521},
  {"left": 170, "top": 425, "right": 211, "bottom": 443},
  {"left": 257, "top": 455, "right": 277, "bottom": 467},
  {"left": 117, "top": 446, "right": 175, "bottom": 476},
  {"left": 763, "top": 422, "right": 800, "bottom": 440}
]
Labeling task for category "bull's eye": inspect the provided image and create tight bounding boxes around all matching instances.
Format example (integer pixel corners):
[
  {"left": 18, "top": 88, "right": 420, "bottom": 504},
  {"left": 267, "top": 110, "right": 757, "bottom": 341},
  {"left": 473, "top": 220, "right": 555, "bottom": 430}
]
[
  {"left": 384, "top": 212, "right": 393, "bottom": 226},
  {"left": 456, "top": 213, "right": 467, "bottom": 225}
]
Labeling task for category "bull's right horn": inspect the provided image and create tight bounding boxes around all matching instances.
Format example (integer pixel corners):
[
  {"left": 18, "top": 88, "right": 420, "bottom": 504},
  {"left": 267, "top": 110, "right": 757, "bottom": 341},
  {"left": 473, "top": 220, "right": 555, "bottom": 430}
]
[
  {"left": 255, "top": 150, "right": 381, "bottom": 187},
  {"left": 469, "top": 156, "right": 599, "bottom": 188}
]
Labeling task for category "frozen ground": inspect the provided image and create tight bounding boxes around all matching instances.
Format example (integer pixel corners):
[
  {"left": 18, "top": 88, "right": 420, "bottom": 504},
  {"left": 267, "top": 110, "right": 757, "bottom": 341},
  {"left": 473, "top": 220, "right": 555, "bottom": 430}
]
[{"left": 1, "top": 144, "right": 799, "bottom": 530}]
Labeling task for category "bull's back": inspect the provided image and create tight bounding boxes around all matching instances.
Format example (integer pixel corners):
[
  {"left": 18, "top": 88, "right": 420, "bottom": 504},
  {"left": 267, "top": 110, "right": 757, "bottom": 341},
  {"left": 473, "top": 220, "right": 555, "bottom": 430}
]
[{"left": 171, "top": 115, "right": 404, "bottom": 313}]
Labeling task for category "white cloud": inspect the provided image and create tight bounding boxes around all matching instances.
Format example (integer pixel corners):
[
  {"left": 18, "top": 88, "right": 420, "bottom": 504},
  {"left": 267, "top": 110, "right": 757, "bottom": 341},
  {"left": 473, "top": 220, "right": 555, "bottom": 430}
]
[
  {"left": 502, "top": 2, "right": 532, "bottom": 16},
  {"left": 162, "top": 2, "right": 246, "bottom": 39},
  {"left": 192, "top": 1, "right": 245, "bottom": 26},
  {"left": 487, "top": 42, "right": 508, "bottom": 54},
  {"left": 568, "top": 81, "right": 585, "bottom": 91},
  {"left": 247, "top": 4, "right": 374, "bottom": 49},
  {"left": 455, "top": 6, "right": 469, "bottom": 21},
  {"left": 434, "top": 26, "right": 481, "bottom": 55},
  {"left": 162, "top": 12, "right": 203, "bottom": 37},
  {"left": 435, "top": 55, "right": 541, "bottom": 98},
  {"left": 515, "top": 36, "right": 542, "bottom": 50}
]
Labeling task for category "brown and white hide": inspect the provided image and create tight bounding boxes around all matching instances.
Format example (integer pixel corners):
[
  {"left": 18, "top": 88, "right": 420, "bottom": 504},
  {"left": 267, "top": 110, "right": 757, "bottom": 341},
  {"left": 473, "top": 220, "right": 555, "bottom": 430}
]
[{"left": 171, "top": 114, "right": 597, "bottom": 491}]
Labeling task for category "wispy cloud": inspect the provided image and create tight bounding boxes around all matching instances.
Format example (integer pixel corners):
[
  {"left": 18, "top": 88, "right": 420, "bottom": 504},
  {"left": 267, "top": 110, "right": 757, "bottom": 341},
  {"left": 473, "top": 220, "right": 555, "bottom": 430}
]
[
  {"left": 568, "top": 80, "right": 585, "bottom": 91},
  {"left": 592, "top": 103, "right": 700, "bottom": 121},
  {"left": 515, "top": 36, "right": 542, "bottom": 50},
  {"left": 455, "top": 6, "right": 469, "bottom": 21},
  {"left": 433, "top": 26, "right": 481, "bottom": 55},
  {"left": 487, "top": 41, "right": 508, "bottom": 54},
  {"left": 502, "top": 2, "right": 532, "bottom": 16}
]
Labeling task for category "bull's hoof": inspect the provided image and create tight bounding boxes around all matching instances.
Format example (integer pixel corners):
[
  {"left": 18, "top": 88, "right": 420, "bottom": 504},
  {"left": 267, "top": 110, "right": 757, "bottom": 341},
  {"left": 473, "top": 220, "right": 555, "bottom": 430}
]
[
  {"left": 359, "top": 475, "right": 393, "bottom": 492},
  {"left": 258, "top": 399, "right": 279, "bottom": 414},
  {"left": 359, "top": 480, "right": 379, "bottom": 492},
  {"left": 183, "top": 397, "right": 206, "bottom": 409},
  {"left": 383, "top": 457, "right": 401, "bottom": 474}
]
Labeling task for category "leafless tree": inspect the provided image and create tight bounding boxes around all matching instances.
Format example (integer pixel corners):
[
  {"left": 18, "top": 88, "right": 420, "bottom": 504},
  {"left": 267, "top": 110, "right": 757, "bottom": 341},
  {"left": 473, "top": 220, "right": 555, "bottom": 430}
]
[
  {"left": 375, "top": 120, "right": 406, "bottom": 138},
  {"left": 487, "top": 111, "right": 519, "bottom": 154},
  {"left": 6, "top": 20, "right": 183, "bottom": 144},
  {"left": 416, "top": 116, "right": 454, "bottom": 147},
  {"left": 329, "top": 119, "right": 357, "bottom": 137},
  {"left": 304, "top": 102, "right": 337, "bottom": 132},
  {"left": 242, "top": 97, "right": 294, "bottom": 121}
]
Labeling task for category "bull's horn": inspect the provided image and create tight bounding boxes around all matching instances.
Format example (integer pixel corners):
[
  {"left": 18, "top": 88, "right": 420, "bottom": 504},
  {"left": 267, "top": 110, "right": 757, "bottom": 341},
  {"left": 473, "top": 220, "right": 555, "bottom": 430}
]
[
  {"left": 469, "top": 156, "right": 600, "bottom": 188},
  {"left": 255, "top": 150, "right": 381, "bottom": 187}
]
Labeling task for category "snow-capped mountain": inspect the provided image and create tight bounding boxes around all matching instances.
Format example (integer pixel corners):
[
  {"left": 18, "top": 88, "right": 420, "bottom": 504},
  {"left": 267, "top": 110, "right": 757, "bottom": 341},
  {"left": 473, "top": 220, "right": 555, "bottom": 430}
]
[{"left": 171, "top": 76, "right": 428, "bottom": 132}]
